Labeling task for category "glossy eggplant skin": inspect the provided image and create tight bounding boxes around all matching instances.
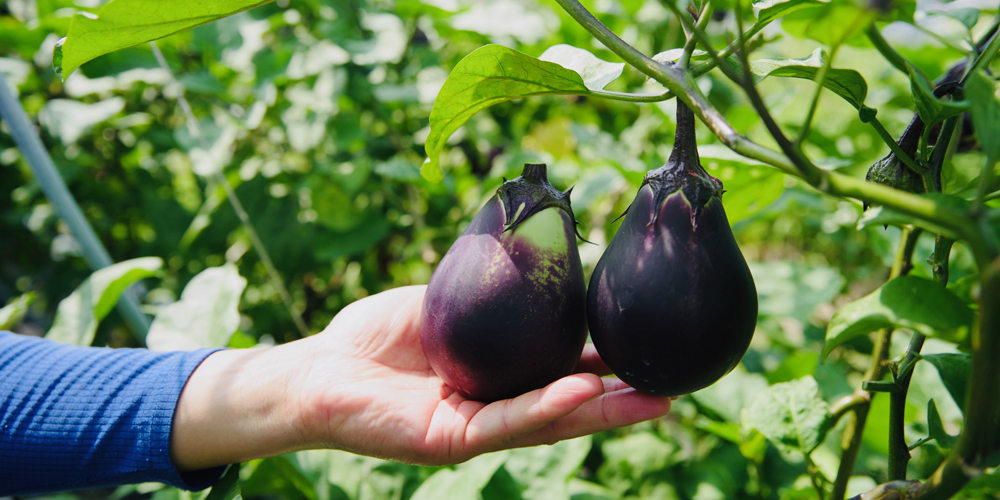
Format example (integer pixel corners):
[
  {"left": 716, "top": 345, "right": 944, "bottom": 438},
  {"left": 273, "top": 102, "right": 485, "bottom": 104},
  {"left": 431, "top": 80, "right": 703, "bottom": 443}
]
[
  {"left": 587, "top": 184, "right": 757, "bottom": 397},
  {"left": 420, "top": 192, "right": 587, "bottom": 403}
]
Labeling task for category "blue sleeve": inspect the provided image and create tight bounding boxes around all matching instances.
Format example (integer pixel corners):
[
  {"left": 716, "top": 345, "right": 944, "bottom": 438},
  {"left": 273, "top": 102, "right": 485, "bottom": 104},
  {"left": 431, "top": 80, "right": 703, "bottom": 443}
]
[{"left": 0, "top": 331, "right": 228, "bottom": 495}]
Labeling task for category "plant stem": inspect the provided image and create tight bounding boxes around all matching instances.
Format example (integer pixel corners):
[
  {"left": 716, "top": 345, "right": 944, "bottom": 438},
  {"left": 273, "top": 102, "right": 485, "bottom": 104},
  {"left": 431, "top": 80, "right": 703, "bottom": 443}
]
[
  {"left": 149, "top": 42, "right": 310, "bottom": 339},
  {"left": 914, "top": 256, "right": 1000, "bottom": 499},
  {"left": 867, "top": 117, "right": 925, "bottom": 174},
  {"left": 831, "top": 226, "right": 922, "bottom": 500},
  {"left": 962, "top": 21, "right": 1000, "bottom": 85},
  {"left": 588, "top": 89, "right": 675, "bottom": 102},
  {"left": 865, "top": 24, "right": 909, "bottom": 75},
  {"left": 798, "top": 44, "right": 839, "bottom": 145},
  {"left": 888, "top": 330, "right": 926, "bottom": 480},
  {"left": 681, "top": 2, "right": 714, "bottom": 69},
  {"left": 927, "top": 114, "right": 960, "bottom": 193},
  {"left": 0, "top": 70, "right": 151, "bottom": 342}
]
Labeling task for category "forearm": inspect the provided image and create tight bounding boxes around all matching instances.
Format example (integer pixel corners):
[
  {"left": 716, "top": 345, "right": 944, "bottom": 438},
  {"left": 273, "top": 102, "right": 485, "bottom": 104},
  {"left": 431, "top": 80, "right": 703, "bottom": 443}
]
[{"left": 169, "top": 342, "right": 309, "bottom": 470}]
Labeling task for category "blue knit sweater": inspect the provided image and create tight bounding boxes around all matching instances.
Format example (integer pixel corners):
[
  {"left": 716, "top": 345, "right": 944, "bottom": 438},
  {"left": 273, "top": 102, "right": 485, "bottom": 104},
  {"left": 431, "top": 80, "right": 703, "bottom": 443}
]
[{"left": 0, "top": 331, "right": 226, "bottom": 495}]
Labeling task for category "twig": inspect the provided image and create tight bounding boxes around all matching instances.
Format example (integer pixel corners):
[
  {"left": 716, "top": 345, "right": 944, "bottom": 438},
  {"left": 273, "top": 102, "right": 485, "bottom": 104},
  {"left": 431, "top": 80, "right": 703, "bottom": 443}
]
[{"left": 865, "top": 24, "right": 909, "bottom": 75}]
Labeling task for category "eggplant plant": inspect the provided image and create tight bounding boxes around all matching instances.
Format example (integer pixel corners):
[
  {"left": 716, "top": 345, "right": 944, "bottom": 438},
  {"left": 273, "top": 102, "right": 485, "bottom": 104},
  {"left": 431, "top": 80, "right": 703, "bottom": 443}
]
[{"left": 18, "top": 0, "right": 1000, "bottom": 498}]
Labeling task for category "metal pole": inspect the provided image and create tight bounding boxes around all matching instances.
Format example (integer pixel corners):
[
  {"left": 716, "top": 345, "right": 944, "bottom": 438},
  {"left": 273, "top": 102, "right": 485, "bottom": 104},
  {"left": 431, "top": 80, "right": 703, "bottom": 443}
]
[{"left": 0, "top": 71, "right": 150, "bottom": 342}]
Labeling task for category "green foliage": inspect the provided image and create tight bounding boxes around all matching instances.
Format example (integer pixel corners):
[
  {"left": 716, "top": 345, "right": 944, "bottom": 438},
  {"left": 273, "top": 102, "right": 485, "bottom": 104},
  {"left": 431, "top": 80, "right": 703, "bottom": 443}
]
[
  {"left": 906, "top": 62, "right": 970, "bottom": 128},
  {"left": 824, "top": 275, "right": 974, "bottom": 358},
  {"left": 46, "top": 257, "right": 162, "bottom": 345},
  {"left": 747, "top": 48, "right": 870, "bottom": 111},
  {"left": 741, "top": 376, "right": 831, "bottom": 458},
  {"left": 0, "top": 292, "right": 34, "bottom": 330},
  {"left": 146, "top": 263, "right": 247, "bottom": 351},
  {"left": 54, "top": 0, "right": 275, "bottom": 79},
  {"left": 422, "top": 44, "right": 591, "bottom": 182}
]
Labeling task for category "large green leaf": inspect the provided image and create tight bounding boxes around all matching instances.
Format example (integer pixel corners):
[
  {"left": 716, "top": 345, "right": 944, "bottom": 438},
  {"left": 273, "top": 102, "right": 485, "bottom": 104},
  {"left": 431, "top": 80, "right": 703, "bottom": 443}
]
[
  {"left": 502, "top": 436, "right": 592, "bottom": 500},
  {"left": 145, "top": 264, "right": 247, "bottom": 351},
  {"left": 748, "top": 48, "right": 870, "bottom": 110},
  {"left": 46, "top": 257, "right": 162, "bottom": 346},
  {"left": 741, "top": 376, "right": 831, "bottom": 457},
  {"left": 597, "top": 432, "right": 679, "bottom": 493},
  {"left": 54, "top": 0, "right": 274, "bottom": 79},
  {"left": 538, "top": 45, "right": 624, "bottom": 93},
  {"left": 422, "top": 44, "right": 590, "bottom": 183},
  {"left": 0, "top": 293, "right": 34, "bottom": 331},
  {"left": 823, "top": 276, "right": 974, "bottom": 358},
  {"left": 409, "top": 451, "right": 509, "bottom": 500},
  {"left": 922, "top": 352, "right": 972, "bottom": 412},
  {"left": 965, "top": 70, "right": 1000, "bottom": 161},
  {"left": 907, "top": 62, "right": 970, "bottom": 127}
]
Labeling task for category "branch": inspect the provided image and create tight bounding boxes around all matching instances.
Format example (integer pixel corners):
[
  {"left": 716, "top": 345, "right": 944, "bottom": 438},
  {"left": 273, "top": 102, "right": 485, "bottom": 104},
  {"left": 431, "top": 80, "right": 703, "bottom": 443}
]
[
  {"left": 831, "top": 226, "right": 922, "bottom": 500},
  {"left": 865, "top": 24, "right": 909, "bottom": 75}
]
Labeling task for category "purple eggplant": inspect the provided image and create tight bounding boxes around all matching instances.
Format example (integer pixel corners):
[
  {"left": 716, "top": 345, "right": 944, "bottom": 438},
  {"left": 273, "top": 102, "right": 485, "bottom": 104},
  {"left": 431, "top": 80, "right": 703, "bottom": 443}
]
[
  {"left": 587, "top": 103, "right": 758, "bottom": 397},
  {"left": 420, "top": 164, "right": 588, "bottom": 403}
]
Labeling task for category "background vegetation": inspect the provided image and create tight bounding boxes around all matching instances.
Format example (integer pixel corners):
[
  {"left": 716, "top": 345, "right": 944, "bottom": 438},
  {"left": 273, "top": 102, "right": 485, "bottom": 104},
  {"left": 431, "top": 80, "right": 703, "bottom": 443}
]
[{"left": 1, "top": 0, "right": 997, "bottom": 498}]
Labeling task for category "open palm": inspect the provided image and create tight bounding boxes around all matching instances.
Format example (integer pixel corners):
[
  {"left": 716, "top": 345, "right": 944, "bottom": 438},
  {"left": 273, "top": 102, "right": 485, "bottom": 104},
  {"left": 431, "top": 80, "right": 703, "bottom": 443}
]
[{"left": 293, "top": 285, "right": 672, "bottom": 465}]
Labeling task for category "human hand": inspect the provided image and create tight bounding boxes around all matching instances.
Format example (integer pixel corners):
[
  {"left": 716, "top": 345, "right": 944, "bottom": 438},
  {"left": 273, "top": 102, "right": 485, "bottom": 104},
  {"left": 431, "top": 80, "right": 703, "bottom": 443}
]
[{"left": 170, "top": 286, "right": 671, "bottom": 470}]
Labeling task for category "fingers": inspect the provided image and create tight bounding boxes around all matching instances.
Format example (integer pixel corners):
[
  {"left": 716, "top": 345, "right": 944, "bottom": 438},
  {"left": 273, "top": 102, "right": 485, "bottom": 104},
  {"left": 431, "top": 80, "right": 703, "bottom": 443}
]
[
  {"left": 463, "top": 373, "right": 605, "bottom": 455},
  {"left": 574, "top": 344, "right": 613, "bottom": 376},
  {"left": 504, "top": 386, "right": 671, "bottom": 450}
]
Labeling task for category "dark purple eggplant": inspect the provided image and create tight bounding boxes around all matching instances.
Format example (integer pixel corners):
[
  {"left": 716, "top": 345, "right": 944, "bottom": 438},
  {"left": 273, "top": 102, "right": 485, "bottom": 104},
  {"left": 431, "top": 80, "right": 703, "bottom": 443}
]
[
  {"left": 587, "top": 103, "right": 758, "bottom": 397},
  {"left": 420, "top": 163, "right": 588, "bottom": 403},
  {"left": 865, "top": 113, "right": 927, "bottom": 209}
]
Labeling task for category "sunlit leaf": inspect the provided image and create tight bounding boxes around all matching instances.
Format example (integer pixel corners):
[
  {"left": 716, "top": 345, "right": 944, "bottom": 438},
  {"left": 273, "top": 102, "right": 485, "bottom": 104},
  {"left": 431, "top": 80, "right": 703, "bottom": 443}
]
[
  {"left": 423, "top": 45, "right": 590, "bottom": 182},
  {"left": 748, "top": 48, "right": 869, "bottom": 110},
  {"left": 922, "top": 352, "right": 971, "bottom": 412},
  {"left": 907, "top": 62, "right": 970, "bottom": 127},
  {"left": 823, "top": 276, "right": 973, "bottom": 358},
  {"left": 753, "top": 0, "right": 825, "bottom": 25},
  {"left": 538, "top": 44, "right": 624, "bottom": 92},
  {"left": 935, "top": 8, "right": 979, "bottom": 29},
  {"left": 0, "top": 293, "right": 35, "bottom": 331},
  {"left": 503, "top": 436, "right": 592, "bottom": 499},
  {"left": 409, "top": 451, "right": 509, "bottom": 500},
  {"left": 741, "top": 376, "right": 831, "bottom": 457},
  {"left": 146, "top": 264, "right": 246, "bottom": 351},
  {"left": 46, "top": 258, "right": 162, "bottom": 346},
  {"left": 55, "top": 0, "right": 275, "bottom": 79}
]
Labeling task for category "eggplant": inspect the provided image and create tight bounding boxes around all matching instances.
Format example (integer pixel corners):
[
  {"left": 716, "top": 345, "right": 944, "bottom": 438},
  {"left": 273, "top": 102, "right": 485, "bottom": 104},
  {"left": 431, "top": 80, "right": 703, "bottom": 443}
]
[
  {"left": 420, "top": 163, "right": 588, "bottom": 403},
  {"left": 587, "top": 103, "right": 758, "bottom": 397},
  {"left": 865, "top": 114, "right": 926, "bottom": 209}
]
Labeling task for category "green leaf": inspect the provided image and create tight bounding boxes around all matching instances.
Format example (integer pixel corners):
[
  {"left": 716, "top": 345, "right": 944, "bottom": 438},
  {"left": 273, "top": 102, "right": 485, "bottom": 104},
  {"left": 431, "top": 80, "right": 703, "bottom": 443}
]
[
  {"left": 936, "top": 8, "right": 979, "bottom": 29},
  {"left": 502, "top": 436, "right": 592, "bottom": 499},
  {"left": 409, "top": 451, "right": 509, "bottom": 500},
  {"left": 700, "top": 146, "right": 786, "bottom": 225},
  {"left": 538, "top": 45, "right": 625, "bottom": 92},
  {"left": 749, "top": 261, "right": 844, "bottom": 324},
  {"left": 922, "top": 353, "right": 972, "bottom": 412},
  {"left": 46, "top": 257, "right": 162, "bottom": 346},
  {"left": 0, "top": 293, "right": 35, "bottom": 331},
  {"left": 145, "top": 264, "right": 247, "bottom": 351},
  {"left": 206, "top": 464, "right": 242, "bottom": 500},
  {"left": 690, "top": 367, "right": 770, "bottom": 423},
  {"left": 823, "top": 276, "right": 974, "bottom": 358},
  {"left": 753, "top": 0, "right": 825, "bottom": 25},
  {"left": 748, "top": 48, "right": 869, "bottom": 110},
  {"left": 422, "top": 44, "right": 590, "bottom": 182},
  {"left": 964, "top": 70, "right": 1000, "bottom": 161},
  {"left": 55, "top": 0, "right": 274, "bottom": 79},
  {"left": 597, "top": 432, "right": 679, "bottom": 490},
  {"left": 927, "top": 399, "right": 959, "bottom": 448},
  {"left": 907, "top": 61, "right": 970, "bottom": 127},
  {"left": 741, "top": 376, "right": 831, "bottom": 457}
]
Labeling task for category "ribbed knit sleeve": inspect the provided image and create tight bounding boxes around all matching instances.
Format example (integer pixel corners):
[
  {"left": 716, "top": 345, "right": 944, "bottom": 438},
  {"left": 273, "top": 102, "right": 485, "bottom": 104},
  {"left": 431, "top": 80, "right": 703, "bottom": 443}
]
[{"left": 0, "top": 331, "right": 227, "bottom": 495}]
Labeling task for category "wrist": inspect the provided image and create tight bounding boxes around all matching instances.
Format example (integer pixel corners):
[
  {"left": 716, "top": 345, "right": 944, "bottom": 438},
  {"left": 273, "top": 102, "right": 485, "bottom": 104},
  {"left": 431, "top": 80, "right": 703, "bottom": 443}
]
[{"left": 170, "top": 342, "right": 309, "bottom": 470}]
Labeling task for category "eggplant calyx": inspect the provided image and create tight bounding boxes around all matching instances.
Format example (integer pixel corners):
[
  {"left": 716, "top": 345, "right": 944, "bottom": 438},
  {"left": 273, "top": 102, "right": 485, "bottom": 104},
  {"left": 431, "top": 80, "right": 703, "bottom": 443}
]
[
  {"left": 498, "top": 163, "right": 590, "bottom": 242},
  {"left": 641, "top": 102, "right": 722, "bottom": 228}
]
